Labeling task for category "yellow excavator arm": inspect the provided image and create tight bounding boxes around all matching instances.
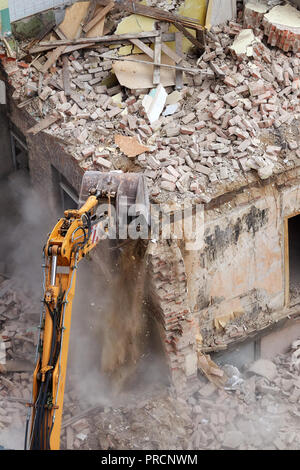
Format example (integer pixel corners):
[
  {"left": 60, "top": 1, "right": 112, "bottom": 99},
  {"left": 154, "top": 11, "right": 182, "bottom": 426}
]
[{"left": 24, "top": 171, "right": 149, "bottom": 450}]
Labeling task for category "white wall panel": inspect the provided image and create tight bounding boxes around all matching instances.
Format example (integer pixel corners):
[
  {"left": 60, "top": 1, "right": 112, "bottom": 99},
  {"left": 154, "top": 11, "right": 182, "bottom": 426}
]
[{"left": 8, "top": 0, "right": 76, "bottom": 22}]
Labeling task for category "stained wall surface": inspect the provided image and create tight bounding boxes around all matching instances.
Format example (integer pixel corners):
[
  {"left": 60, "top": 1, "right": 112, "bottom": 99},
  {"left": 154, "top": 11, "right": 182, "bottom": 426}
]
[{"left": 184, "top": 179, "right": 300, "bottom": 349}]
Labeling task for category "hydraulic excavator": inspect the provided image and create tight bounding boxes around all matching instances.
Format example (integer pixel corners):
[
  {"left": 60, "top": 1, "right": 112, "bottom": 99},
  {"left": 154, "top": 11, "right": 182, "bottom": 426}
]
[{"left": 24, "top": 171, "right": 149, "bottom": 450}]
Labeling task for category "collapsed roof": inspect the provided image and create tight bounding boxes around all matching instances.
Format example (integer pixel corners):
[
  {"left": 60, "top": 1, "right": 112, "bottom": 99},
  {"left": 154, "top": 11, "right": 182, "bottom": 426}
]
[{"left": 1, "top": 0, "right": 300, "bottom": 205}]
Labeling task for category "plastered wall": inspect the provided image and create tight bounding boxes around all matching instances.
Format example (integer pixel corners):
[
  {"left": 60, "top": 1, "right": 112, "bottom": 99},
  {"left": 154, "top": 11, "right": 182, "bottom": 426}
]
[{"left": 184, "top": 179, "right": 300, "bottom": 349}]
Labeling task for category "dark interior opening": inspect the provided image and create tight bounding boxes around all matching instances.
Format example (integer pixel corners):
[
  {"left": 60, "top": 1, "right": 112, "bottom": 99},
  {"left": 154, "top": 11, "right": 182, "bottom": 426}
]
[
  {"left": 289, "top": 214, "right": 300, "bottom": 301},
  {"left": 51, "top": 166, "right": 79, "bottom": 212},
  {"left": 10, "top": 124, "right": 29, "bottom": 172}
]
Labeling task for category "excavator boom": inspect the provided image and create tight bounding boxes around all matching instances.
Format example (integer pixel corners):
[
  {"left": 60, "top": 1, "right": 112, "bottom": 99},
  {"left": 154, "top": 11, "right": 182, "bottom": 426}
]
[{"left": 25, "top": 171, "right": 149, "bottom": 450}]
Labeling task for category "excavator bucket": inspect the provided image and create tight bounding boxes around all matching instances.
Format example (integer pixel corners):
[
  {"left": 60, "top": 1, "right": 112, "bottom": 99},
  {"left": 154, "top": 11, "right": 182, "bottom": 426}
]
[{"left": 79, "top": 170, "right": 150, "bottom": 226}]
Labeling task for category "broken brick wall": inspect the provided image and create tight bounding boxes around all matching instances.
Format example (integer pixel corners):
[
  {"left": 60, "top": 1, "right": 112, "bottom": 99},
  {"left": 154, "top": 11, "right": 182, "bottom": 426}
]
[
  {"left": 184, "top": 171, "right": 300, "bottom": 351},
  {"left": 146, "top": 239, "right": 198, "bottom": 393},
  {"left": 7, "top": 90, "right": 84, "bottom": 214}
]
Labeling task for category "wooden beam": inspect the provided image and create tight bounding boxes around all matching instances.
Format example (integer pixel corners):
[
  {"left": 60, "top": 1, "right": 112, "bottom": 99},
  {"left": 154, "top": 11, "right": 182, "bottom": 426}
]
[
  {"left": 62, "top": 55, "right": 71, "bottom": 97},
  {"left": 41, "top": 46, "right": 67, "bottom": 73},
  {"left": 148, "top": 32, "right": 183, "bottom": 64},
  {"left": 29, "top": 45, "right": 57, "bottom": 54},
  {"left": 65, "top": 42, "right": 95, "bottom": 54},
  {"left": 82, "top": 0, "right": 97, "bottom": 28},
  {"left": 38, "top": 72, "right": 43, "bottom": 96},
  {"left": 112, "top": 56, "right": 204, "bottom": 75},
  {"left": 37, "top": 31, "right": 160, "bottom": 48},
  {"left": 161, "top": 41, "right": 182, "bottom": 64},
  {"left": 59, "top": 1, "right": 90, "bottom": 40},
  {"left": 86, "top": 16, "right": 105, "bottom": 38},
  {"left": 196, "top": 28, "right": 206, "bottom": 50},
  {"left": 26, "top": 114, "right": 60, "bottom": 136},
  {"left": 29, "top": 32, "right": 176, "bottom": 55},
  {"left": 175, "top": 32, "right": 183, "bottom": 90},
  {"left": 173, "top": 22, "right": 205, "bottom": 51},
  {"left": 54, "top": 27, "right": 67, "bottom": 40},
  {"left": 83, "top": 1, "right": 114, "bottom": 33},
  {"left": 122, "top": 1, "right": 204, "bottom": 31},
  {"left": 31, "top": 58, "right": 44, "bottom": 73},
  {"left": 129, "top": 38, "right": 154, "bottom": 59},
  {"left": 153, "top": 34, "right": 162, "bottom": 86},
  {"left": 64, "top": 43, "right": 96, "bottom": 54}
]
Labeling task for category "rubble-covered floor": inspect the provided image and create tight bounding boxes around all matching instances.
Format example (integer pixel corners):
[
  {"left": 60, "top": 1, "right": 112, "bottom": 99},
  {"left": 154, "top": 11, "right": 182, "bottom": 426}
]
[
  {"left": 2, "top": 1, "right": 300, "bottom": 206},
  {"left": 1, "top": 273, "right": 300, "bottom": 451}
]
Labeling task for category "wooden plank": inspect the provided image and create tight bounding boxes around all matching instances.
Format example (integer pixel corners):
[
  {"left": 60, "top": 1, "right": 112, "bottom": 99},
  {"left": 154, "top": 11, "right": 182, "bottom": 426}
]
[
  {"left": 62, "top": 55, "right": 71, "bottom": 97},
  {"left": 122, "top": 1, "right": 204, "bottom": 31},
  {"left": 83, "top": 1, "right": 114, "bottom": 33},
  {"left": 82, "top": 0, "right": 97, "bottom": 27},
  {"left": 38, "top": 31, "right": 160, "bottom": 48},
  {"left": 32, "top": 58, "right": 44, "bottom": 73},
  {"left": 175, "top": 32, "right": 183, "bottom": 90},
  {"left": 196, "top": 28, "right": 206, "bottom": 50},
  {"left": 38, "top": 72, "right": 43, "bottom": 96},
  {"left": 64, "top": 43, "right": 96, "bottom": 54},
  {"left": 153, "top": 33, "right": 162, "bottom": 86},
  {"left": 54, "top": 27, "right": 67, "bottom": 40},
  {"left": 41, "top": 46, "right": 67, "bottom": 73},
  {"left": 112, "top": 56, "right": 202, "bottom": 75},
  {"left": 159, "top": 40, "right": 182, "bottom": 64},
  {"left": 26, "top": 115, "right": 60, "bottom": 136},
  {"left": 29, "top": 44, "right": 57, "bottom": 54},
  {"left": 86, "top": 16, "right": 105, "bottom": 39},
  {"left": 29, "top": 32, "right": 175, "bottom": 55},
  {"left": 59, "top": 1, "right": 90, "bottom": 40},
  {"left": 129, "top": 38, "right": 154, "bottom": 59},
  {"left": 174, "top": 22, "right": 205, "bottom": 51}
]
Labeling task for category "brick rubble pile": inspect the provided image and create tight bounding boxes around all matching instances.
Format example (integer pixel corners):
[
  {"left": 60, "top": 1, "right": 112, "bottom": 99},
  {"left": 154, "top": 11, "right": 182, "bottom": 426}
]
[{"left": 2, "top": 6, "right": 300, "bottom": 203}]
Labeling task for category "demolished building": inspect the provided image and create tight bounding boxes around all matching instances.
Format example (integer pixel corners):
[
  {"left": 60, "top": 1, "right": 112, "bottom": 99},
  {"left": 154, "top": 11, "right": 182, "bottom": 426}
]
[{"left": 1, "top": 0, "right": 300, "bottom": 395}]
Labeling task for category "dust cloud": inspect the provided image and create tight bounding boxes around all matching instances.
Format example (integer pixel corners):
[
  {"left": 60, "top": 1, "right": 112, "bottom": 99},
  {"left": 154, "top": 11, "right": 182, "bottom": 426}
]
[
  {"left": 0, "top": 170, "right": 55, "bottom": 292},
  {"left": 67, "top": 238, "right": 169, "bottom": 409},
  {"left": 0, "top": 170, "right": 55, "bottom": 449}
]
